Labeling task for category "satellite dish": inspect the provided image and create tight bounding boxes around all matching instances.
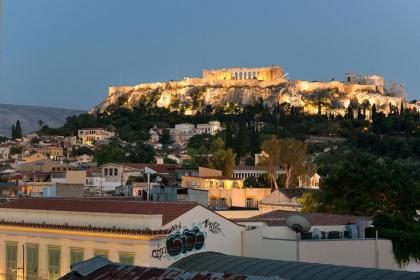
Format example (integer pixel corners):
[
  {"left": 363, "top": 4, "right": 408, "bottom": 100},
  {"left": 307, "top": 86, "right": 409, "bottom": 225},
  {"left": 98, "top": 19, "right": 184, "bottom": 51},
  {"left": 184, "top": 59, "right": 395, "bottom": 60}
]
[
  {"left": 312, "top": 228, "right": 322, "bottom": 239},
  {"left": 287, "top": 215, "right": 311, "bottom": 233}
]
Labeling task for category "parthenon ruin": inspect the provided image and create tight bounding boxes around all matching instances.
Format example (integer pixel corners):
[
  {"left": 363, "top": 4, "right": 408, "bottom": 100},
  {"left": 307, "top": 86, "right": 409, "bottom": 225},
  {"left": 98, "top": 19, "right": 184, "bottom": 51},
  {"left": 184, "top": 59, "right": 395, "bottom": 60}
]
[{"left": 202, "top": 65, "right": 286, "bottom": 82}]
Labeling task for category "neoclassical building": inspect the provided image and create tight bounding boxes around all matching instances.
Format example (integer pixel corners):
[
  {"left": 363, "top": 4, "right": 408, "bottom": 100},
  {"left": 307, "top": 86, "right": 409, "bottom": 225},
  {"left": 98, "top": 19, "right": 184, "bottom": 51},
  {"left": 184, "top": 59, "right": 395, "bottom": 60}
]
[{"left": 202, "top": 65, "right": 286, "bottom": 82}]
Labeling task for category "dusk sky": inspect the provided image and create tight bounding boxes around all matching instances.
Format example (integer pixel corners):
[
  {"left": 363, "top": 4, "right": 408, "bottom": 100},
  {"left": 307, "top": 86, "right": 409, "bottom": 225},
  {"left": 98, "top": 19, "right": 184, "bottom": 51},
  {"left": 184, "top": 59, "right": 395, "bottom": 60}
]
[{"left": 1, "top": 0, "right": 419, "bottom": 110}]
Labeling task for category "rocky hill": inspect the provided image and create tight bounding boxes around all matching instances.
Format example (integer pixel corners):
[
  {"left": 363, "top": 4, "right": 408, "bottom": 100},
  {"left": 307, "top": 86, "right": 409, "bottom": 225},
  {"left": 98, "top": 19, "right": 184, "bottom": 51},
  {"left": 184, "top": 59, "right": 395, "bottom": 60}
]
[
  {"left": 92, "top": 66, "right": 418, "bottom": 116},
  {"left": 0, "top": 104, "right": 84, "bottom": 136}
]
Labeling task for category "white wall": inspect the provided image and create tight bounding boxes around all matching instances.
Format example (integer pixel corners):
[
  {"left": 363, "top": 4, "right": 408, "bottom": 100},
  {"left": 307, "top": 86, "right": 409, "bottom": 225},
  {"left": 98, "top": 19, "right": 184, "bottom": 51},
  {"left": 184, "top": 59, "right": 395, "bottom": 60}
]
[
  {"left": 216, "top": 210, "right": 262, "bottom": 219},
  {"left": 150, "top": 205, "right": 244, "bottom": 268},
  {"left": 242, "top": 228, "right": 297, "bottom": 261}
]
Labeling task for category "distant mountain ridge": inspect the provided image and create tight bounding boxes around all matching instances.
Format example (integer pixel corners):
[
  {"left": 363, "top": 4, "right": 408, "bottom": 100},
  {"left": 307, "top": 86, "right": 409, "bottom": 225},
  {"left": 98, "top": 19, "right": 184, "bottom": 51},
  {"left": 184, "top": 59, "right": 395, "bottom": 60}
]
[{"left": 0, "top": 103, "right": 84, "bottom": 136}]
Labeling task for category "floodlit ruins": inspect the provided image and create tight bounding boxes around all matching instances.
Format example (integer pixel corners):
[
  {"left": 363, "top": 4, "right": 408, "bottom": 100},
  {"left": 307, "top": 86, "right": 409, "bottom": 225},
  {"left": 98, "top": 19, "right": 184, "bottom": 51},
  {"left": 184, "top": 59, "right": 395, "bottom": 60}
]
[{"left": 94, "top": 64, "right": 419, "bottom": 116}]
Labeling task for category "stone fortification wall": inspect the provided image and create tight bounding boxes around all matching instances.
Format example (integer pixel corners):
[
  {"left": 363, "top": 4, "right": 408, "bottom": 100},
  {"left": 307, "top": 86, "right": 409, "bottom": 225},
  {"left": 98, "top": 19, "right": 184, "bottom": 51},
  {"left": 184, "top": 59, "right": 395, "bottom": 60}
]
[{"left": 292, "top": 80, "right": 383, "bottom": 95}]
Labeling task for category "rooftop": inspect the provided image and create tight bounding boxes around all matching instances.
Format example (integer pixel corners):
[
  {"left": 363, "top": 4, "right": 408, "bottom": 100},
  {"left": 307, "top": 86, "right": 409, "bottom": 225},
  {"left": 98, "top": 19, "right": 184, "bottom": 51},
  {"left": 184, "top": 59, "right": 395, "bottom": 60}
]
[
  {"left": 0, "top": 198, "right": 198, "bottom": 225},
  {"left": 233, "top": 165, "right": 267, "bottom": 171},
  {"left": 0, "top": 220, "right": 168, "bottom": 237},
  {"left": 103, "top": 163, "right": 178, "bottom": 174},
  {"left": 79, "top": 128, "right": 109, "bottom": 131},
  {"left": 171, "top": 252, "right": 420, "bottom": 280},
  {"left": 232, "top": 210, "right": 366, "bottom": 226},
  {"left": 184, "top": 175, "right": 236, "bottom": 180},
  {"left": 61, "top": 256, "right": 281, "bottom": 280}
]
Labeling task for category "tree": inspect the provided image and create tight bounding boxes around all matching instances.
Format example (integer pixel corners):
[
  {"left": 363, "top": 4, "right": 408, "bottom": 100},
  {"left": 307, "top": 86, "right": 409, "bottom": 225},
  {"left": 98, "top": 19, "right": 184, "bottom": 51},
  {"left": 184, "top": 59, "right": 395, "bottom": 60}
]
[
  {"left": 70, "top": 146, "right": 94, "bottom": 157},
  {"left": 278, "top": 138, "right": 308, "bottom": 188},
  {"left": 38, "top": 120, "right": 44, "bottom": 130},
  {"left": 186, "top": 134, "right": 214, "bottom": 167},
  {"left": 244, "top": 176, "right": 259, "bottom": 188},
  {"left": 159, "top": 129, "right": 173, "bottom": 146},
  {"left": 94, "top": 142, "right": 126, "bottom": 165},
  {"left": 163, "top": 157, "right": 177, "bottom": 164},
  {"left": 305, "top": 89, "right": 332, "bottom": 115},
  {"left": 345, "top": 105, "right": 354, "bottom": 120},
  {"left": 234, "top": 120, "right": 249, "bottom": 157},
  {"left": 208, "top": 137, "right": 236, "bottom": 177},
  {"left": 15, "top": 120, "right": 22, "bottom": 139},
  {"left": 11, "top": 125, "right": 16, "bottom": 140},
  {"left": 127, "top": 142, "right": 156, "bottom": 163},
  {"left": 10, "top": 146, "right": 22, "bottom": 155},
  {"left": 209, "top": 148, "right": 236, "bottom": 177},
  {"left": 260, "top": 136, "right": 308, "bottom": 189},
  {"left": 259, "top": 136, "right": 282, "bottom": 189},
  {"left": 302, "top": 150, "right": 420, "bottom": 218}
]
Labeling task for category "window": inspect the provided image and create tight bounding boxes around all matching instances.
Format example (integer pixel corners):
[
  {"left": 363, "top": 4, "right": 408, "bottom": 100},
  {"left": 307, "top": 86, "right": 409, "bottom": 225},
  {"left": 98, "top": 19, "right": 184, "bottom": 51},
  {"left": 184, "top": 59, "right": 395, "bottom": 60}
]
[
  {"left": 114, "top": 168, "right": 118, "bottom": 176},
  {"left": 70, "top": 248, "right": 84, "bottom": 266},
  {"left": 119, "top": 252, "right": 134, "bottom": 265},
  {"left": 104, "top": 168, "right": 108, "bottom": 176},
  {"left": 6, "top": 242, "right": 17, "bottom": 280},
  {"left": 26, "top": 244, "right": 39, "bottom": 280},
  {"left": 48, "top": 246, "right": 61, "bottom": 280},
  {"left": 246, "top": 197, "right": 257, "bottom": 208},
  {"left": 94, "top": 250, "right": 109, "bottom": 259}
]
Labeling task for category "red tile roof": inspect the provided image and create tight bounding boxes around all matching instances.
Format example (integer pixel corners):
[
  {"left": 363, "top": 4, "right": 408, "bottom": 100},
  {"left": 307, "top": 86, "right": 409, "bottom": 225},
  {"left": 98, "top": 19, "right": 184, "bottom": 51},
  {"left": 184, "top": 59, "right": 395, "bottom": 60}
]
[
  {"left": 232, "top": 210, "right": 366, "bottom": 226},
  {"left": 0, "top": 144, "right": 12, "bottom": 147},
  {"left": 184, "top": 176, "right": 237, "bottom": 180},
  {"left": 79, "top": 128, "right": 108, "bottom": 131},
  {"left": 105, "top": 163, "right": 178, "bottom": 174},
  {"left": 0, "top": 220, "right": 168, "bottom": 236},
  {"left": 0, "top": 198, "right": 197, "bottom": 225}
]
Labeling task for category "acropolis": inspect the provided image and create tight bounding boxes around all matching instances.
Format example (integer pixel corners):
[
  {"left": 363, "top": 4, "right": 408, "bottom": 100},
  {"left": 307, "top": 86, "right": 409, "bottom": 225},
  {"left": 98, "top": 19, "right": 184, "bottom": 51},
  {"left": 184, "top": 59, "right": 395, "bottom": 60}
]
[{"left": 96, "top": 64, "right": 418, "bottom": 116}]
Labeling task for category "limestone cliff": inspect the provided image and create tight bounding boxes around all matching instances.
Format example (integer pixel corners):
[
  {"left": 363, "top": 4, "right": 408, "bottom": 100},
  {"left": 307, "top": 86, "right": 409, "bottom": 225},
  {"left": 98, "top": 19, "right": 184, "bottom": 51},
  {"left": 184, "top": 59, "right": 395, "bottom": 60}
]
[{"left": 92, "top": 66, "right": 417, "bottom": 116}]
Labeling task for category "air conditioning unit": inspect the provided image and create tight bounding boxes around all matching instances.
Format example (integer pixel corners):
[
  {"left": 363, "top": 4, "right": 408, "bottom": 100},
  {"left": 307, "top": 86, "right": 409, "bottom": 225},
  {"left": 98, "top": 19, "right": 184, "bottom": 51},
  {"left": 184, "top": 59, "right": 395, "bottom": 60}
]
[
  {"left": 301, "top": 232, "right": 313, "bottom": 240},
  {"left": 328, "top": 231, "right": 342, "bottom": 239},
  {"left": 345, "top": 224, "right": 359, "bottom": 239},
  {"left": 312, "top": 228, "right": 326, "bottom": 239}
]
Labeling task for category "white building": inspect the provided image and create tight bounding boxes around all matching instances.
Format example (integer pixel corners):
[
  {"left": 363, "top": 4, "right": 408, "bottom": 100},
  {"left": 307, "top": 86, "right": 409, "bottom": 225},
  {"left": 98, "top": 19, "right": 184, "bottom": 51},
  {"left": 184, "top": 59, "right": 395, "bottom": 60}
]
[
  {"left": 77, "top": 128, "right": 115, "bottom": 145},
  {"left": 196, "top": 121, "right": 221, "bottom": 135},
  {"left": 170, "top": 122, "right": 223, "bottom": 146},
  {"left": 87, "top": 163, "right": 177, "bottom": 192},
  {"left": 0, "top": 144, "right": 11, "bottom": 161},
  {"left": 0, "top": 198, "right": 242, "bottom": 279},
  {"left": 228, "top": 210, "right": 420, "bottom": 272},
  {"left": 233, "top": 165, "right": 284, "bottom": 179},
  {"left": 170, "top": 123, "right": 195, "bottom": 146}
]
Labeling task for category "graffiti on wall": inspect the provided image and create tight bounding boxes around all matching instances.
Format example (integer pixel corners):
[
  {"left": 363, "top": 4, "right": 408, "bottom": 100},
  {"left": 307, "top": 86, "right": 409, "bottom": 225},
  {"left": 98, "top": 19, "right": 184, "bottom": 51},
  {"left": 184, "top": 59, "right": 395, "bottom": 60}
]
[
  {"left": 202, "top": 218, "right": 224, "bottom": 236},
  {"left": 151, "top": 218, "right": 224, "bottom": 261},
  {"left": 168, "top": 222, "right": 182, "bottom": 234},
  {"left": 166, "top": 226, "right": 205, "bottom": 257},
  {"left": 151, "top": 244, "right": 167, "bottom": 260}
]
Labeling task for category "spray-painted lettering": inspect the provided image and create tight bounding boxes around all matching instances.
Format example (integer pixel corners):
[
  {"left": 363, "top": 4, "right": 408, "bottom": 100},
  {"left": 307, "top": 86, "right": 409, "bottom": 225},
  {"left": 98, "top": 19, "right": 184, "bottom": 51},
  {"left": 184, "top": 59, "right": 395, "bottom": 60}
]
[
  {"left": 151, "top": 244, "right": 167, "bottom": 260},
  {"left": 203, "top": 218, "right": 224, "bottom": 236}
]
